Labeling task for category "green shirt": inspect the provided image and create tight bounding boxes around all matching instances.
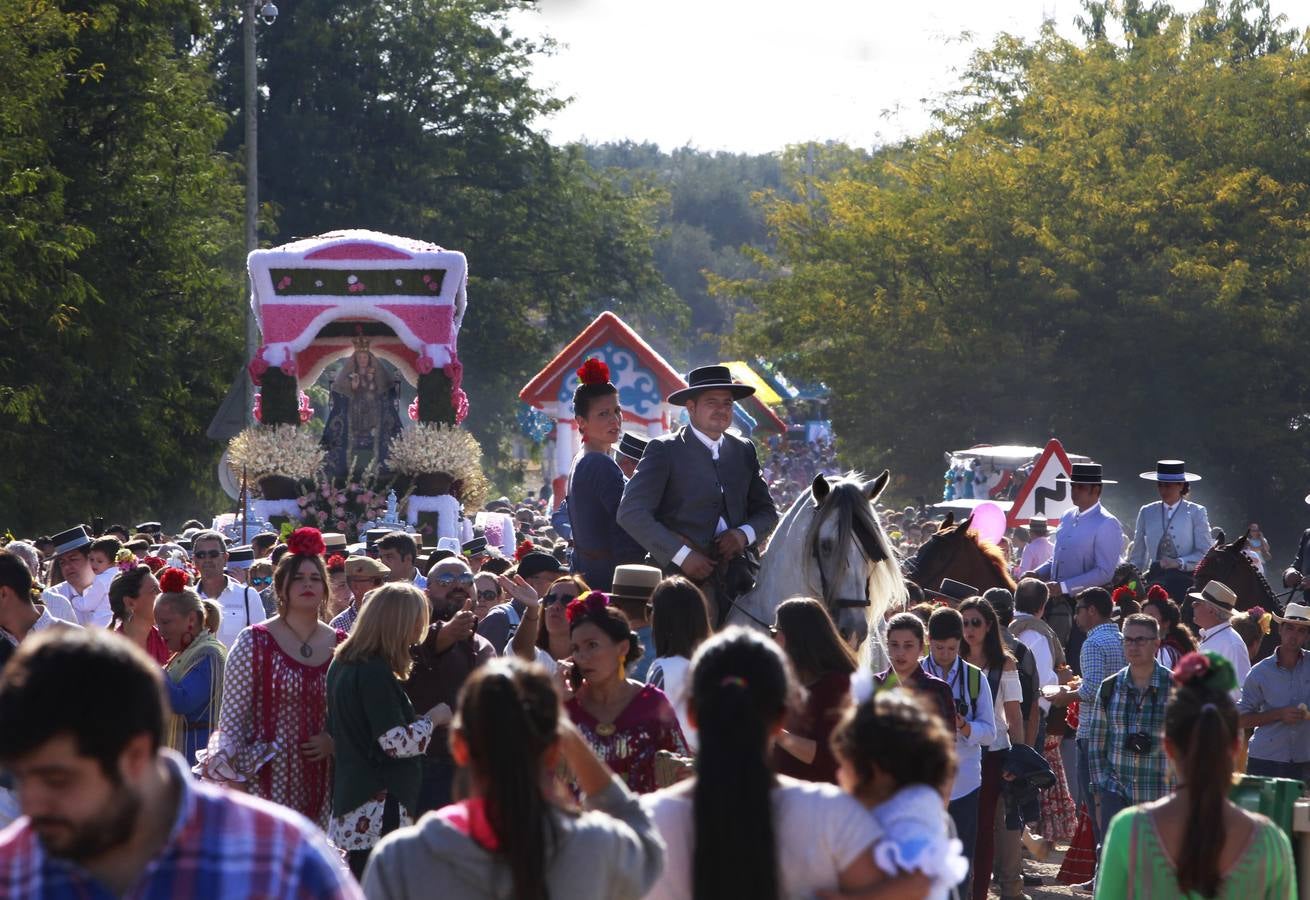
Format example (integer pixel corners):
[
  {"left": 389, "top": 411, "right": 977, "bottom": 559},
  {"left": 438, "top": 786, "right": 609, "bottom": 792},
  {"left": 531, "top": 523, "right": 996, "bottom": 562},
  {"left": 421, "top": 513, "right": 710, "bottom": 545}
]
[
  {"left": 1096, "top": 806, "right": 1295, "bottom": 900},
  {"left": 326, "top": 655, "right": 425, "bottom": 815}
]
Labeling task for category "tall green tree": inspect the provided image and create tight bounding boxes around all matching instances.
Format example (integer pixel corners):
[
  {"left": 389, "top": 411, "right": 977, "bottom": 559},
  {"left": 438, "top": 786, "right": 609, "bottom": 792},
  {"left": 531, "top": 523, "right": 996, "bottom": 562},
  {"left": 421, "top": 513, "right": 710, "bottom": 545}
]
[
  {"left": 211, "top": 0, "right": 675, "bottom": 474},
  {"left": 0, "top": 0, "right": 244, "bottom": 534},
  {"left": 726, "top": 0, "right": 1310, "bottom": 538}
]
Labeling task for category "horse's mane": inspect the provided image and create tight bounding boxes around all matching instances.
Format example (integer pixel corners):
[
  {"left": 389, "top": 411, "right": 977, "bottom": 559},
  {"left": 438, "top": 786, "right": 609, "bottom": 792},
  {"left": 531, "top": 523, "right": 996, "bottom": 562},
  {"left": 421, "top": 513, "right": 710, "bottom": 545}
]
[
  {"left": 1195, "top": 540, "right": 1281, "bottom": 612},
  {"left": 803, "top": 477, "right": 893, "bottom": 592},
  {"left": 932, "top": 521, "right": 1016, "bottom": 591}
]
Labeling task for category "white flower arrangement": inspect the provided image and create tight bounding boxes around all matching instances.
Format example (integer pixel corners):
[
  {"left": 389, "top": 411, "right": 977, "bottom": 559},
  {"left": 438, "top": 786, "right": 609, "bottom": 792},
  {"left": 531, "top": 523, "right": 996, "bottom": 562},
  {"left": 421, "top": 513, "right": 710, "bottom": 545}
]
[
  {"left": 227, "top": 425, "right": 326, "bottom": 482},
  {"left": 387, "top": 423, "right": 489, "bottom": 509}
]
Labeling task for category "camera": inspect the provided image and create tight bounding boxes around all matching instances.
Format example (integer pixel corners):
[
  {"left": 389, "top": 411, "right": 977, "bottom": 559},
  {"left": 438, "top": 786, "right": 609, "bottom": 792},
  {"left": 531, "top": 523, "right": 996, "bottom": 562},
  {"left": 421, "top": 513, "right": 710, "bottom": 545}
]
[
  {"left": 1123, "top": 732, "right": 1153, "bottom": 754},
  {"left": 954, "top": 698, "right": 970, "bottom": 719}
]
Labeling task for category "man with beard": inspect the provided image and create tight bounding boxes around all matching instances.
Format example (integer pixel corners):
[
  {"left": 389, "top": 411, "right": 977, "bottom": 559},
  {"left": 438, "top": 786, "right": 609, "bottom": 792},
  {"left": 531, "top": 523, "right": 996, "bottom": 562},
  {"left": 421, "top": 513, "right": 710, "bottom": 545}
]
[
  {"left": 0, "top": 629, "right": 358, "bottom": 898},
  {"left": 404, "top": 557, "right": 495, "bottom": 814}
]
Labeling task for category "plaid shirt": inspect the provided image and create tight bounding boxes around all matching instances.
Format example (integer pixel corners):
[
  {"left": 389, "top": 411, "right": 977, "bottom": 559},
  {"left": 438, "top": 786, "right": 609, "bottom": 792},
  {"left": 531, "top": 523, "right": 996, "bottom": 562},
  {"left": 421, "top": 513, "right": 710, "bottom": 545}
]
[
  {"left": 0, "top": 750, "right": 361, "bottom": 899},
  {"left": 1076, "top": 622, "right": 1126, "bottom": 737},
  {"left": 1084, "top": 663, "right": 1174, "bottom": 805}
]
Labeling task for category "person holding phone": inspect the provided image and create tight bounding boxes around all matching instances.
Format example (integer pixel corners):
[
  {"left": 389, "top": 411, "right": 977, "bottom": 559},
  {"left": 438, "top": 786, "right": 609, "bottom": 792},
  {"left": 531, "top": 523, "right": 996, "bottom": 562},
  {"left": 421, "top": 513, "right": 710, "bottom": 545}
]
[{"left": 403, "top": 556, "right": 496, "bottom": 815}]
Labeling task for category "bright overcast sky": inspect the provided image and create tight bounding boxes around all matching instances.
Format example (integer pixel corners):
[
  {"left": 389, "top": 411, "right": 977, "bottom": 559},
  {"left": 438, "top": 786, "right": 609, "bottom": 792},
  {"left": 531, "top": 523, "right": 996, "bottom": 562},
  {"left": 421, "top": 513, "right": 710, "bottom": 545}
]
[{"left": 511, "top": 0, "right": 1300, "bottom": 153}]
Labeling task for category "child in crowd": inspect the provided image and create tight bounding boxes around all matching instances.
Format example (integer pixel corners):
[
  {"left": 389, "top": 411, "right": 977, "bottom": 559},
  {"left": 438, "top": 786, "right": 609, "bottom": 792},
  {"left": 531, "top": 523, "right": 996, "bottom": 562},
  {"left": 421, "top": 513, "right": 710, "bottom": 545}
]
[{"left": 831, "top": 689, "right": 969, "bottom": 900}]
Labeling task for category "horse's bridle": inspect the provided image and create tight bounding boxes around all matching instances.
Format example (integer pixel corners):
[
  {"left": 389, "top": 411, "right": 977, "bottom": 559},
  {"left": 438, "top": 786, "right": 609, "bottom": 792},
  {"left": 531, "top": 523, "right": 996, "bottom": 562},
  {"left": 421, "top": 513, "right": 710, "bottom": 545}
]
[{"left": 813, "top": 520, "right": 878, "bottom": 610}]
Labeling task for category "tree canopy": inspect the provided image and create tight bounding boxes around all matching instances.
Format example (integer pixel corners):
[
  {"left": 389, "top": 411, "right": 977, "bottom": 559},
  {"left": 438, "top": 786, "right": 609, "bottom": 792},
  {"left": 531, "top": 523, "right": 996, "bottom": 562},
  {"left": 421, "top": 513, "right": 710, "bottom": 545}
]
[{"left": 725, "top": 0, "right": 1310, "bottom": 536}]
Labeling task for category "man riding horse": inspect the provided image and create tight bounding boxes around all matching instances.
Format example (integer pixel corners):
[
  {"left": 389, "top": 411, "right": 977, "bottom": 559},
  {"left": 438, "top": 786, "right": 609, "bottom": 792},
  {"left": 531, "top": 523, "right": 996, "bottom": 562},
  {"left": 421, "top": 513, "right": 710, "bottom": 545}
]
[
  {"left": 617, "top": 365, "right": 779, "bottom": 625},
  {"left": 1129, "top": 459, "right": 1213, "bottom": 602},
  {"left": 1024, "top": 463, "right": 1123, "bottom": 602}
]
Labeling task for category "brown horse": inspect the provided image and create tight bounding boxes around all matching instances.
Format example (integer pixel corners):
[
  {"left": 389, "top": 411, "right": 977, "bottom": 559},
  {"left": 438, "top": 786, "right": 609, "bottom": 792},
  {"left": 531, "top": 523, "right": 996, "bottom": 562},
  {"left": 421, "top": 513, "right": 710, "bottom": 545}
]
[
  {"left": 1193, "top": 536, "right": 1282, "bottom": 613},
  {"left": 1192, "top": 535, "right": 1284, "bottom": 660},
  {"left": 903, "top": 512, "right": 1017, "bottom": 599}
]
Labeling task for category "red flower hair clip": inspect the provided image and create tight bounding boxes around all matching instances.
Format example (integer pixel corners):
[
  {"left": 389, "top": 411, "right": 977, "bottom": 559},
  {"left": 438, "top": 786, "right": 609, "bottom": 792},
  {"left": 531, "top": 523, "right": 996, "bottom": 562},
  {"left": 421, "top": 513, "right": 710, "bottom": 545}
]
[
  {"left": 565, "top": 591, "right": 611, "bottom": 625},
  {"left": 1171, "top": 651, "right": 1210, "bottom": 687},
  {"left": 159, "top": 568, "right": 191, "bottom": 593},
  {"left": 141, "top": 556, "right": 168, "bottom": 574},
  {"left": 1111, "top": 586, "right": 1136, "bottom": 606},
  {"left": 286, "top": 527, "right": 326, "bottom": 558},
  {"left": 1146, "top": 584, "right": 1170, "bottom": 602},
  {"left": 326, "top": 553, "right": 346, "bottom": 573},
  {"left": 514, "top": 540, "right": 534, "bottom": 562},
  {"left": 576, "top": 357, "right": 610, "bottom": 385}
]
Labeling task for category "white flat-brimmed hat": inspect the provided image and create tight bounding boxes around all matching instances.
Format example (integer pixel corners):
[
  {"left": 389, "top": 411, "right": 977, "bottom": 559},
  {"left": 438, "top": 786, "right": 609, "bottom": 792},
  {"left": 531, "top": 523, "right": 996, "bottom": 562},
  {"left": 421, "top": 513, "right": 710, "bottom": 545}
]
[
  {"left": 1274, "top": 602, "right": 1310, "bottom": 626},
  {"left": 1140, "top": 460, "right": 1202, "bottom": 483},
  {"left": 1188, "top": 580, "right": 1237, "bottom": 616}
]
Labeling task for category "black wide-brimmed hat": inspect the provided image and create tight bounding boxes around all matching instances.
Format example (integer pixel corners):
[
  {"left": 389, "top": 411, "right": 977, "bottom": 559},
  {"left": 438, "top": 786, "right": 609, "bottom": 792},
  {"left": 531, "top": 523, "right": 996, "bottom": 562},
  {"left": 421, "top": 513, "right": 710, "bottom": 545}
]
[
  {"left": 1139, "top": 459, "right": 1202, "bottom": 483},
  {"left": 462, "top": 536, "right": 488, "bottom": 558},
  {"left": 617, "top": 432, "right": 649, "bottom": 462},
  {"left": 51, "top": 526, "right": 92, "bottom": 556},
  {"left": 667, "top": 365, "right": 756, "bottom": 405},
  {"left": 1028, "top": 517, "right": 1049, "bottom": 536},
  {"left": 1055, "top": 463, "right": 1117, "bottom": 485},
  {"left": 925, "top": 577, "right": 978, "bottom": 605}
]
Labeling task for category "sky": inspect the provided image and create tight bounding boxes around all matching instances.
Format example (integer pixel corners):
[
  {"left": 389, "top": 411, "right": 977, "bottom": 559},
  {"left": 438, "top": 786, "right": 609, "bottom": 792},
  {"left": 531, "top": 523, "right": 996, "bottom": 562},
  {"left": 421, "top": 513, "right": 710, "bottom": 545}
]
[{"left": 511, "top": 0, "right": 1299, "bottom": 154}]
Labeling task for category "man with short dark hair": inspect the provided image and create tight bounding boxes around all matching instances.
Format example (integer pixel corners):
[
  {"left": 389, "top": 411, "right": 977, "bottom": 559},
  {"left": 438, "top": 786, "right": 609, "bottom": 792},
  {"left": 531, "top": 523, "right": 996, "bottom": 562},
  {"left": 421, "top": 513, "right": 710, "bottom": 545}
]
[
  {"left": 0, "top": 551, "right": 80, "bottom": 668},
  {"left": 921, "top": 605, "right": 996, "bottom": 891},
  {"left": 1083, "top": 614, "right": 1172, "bottom": 842},
  {"left": 0, "top": 629, "right": 359, "bottom": 897},
  {"left": 1049, "top": 586, "right": 1124, "bottom": 869},
  {"left": 191, "top": 531, "right": 264, "bottom": 648},
  {"left": 377, "top": 533, "right": 425, "bottom": 589}
]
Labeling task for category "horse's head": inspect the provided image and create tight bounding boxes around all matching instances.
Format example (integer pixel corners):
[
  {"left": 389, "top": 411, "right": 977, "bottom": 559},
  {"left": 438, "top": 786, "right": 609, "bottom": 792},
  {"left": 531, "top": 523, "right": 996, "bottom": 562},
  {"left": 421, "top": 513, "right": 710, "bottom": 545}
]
[
  {"left": 904, "top": 511, "right": 1016, "bottom": 596},
  {"left": 806, "top": 470, "right": 899, "bottom": 649},
  {"left": 1194, "top": 536, "right": 1280, "bottom": 613}
]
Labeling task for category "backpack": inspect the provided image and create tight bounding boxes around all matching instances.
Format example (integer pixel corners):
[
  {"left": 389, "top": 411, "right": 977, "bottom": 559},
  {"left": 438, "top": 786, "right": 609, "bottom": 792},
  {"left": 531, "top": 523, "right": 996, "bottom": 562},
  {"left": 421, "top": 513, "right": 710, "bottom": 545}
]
[
  {"left": 1099, "top": 674, "right": 1120, "bottom": 712},
  {"left": 961, "top": 661, "right": 1002, "bottom": 720},
  {"left": 1010, "top": 640, "right": 1037, "bottom": 723}
]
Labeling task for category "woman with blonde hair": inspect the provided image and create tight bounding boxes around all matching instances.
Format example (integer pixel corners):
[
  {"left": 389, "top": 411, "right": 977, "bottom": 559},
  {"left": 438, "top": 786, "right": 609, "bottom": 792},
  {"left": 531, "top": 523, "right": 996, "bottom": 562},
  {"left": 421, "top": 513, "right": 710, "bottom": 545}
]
[{"left": 328, "top": 582, "right": 453, "bottom": 877}]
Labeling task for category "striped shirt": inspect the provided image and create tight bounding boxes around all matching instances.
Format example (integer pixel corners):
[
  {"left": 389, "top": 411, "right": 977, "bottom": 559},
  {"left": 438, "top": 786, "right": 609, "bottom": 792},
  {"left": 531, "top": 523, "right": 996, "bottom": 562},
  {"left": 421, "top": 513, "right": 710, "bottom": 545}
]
[{"left": 0, "top": 750, "right": 360, "bottom": 899}]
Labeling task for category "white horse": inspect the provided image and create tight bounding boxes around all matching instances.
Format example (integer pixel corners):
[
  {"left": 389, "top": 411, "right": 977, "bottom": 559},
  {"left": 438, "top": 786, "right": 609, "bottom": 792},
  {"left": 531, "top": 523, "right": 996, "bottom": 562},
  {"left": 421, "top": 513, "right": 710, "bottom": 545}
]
[{"left": 726, "top": 471, "right": 906, "bottom": 671}]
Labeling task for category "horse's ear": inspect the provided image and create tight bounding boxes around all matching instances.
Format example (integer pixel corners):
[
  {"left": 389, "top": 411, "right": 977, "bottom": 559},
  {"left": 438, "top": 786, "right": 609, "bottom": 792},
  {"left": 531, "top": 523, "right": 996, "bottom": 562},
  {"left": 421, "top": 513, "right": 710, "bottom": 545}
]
[
  {"left": 811, "top": 474, "right": 831, "bottom": 507},
  {"left": 1233, "top": 534, "right": 1248, "bottom": 551},
  {"left": 961, "top": 513, "right": 975, "bottom": 533},
  {"left": 941, "top": 512, "right": 954, "bottom": 529},
  {"left": 863, "top": 469, "right": 890, "bottom": 502}
]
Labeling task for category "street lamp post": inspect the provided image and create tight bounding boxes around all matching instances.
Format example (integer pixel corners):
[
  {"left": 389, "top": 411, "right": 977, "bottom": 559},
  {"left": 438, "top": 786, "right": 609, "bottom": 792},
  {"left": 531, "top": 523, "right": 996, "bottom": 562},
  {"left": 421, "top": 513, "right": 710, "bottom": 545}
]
[{"left": 243, "top": 0, "right": 277, "bottom": 423}]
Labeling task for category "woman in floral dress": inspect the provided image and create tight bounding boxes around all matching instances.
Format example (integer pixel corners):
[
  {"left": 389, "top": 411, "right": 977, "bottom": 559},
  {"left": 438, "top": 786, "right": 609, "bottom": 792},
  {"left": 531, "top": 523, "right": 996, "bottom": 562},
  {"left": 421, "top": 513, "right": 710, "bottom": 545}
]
[
  {"left": 563, "top": 591, "right": 687, "bottom": 793},
  {"left": 196, "top": 528, "right": 344, "bottom": 828}
]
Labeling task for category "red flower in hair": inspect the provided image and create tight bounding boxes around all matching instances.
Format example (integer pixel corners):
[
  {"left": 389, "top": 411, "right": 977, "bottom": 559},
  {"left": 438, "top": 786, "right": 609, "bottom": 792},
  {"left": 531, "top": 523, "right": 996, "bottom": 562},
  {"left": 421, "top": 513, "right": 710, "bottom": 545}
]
[
  {"left": 514, "top": 540, "right": 534, "bottom": 562},
  {"left": 286, "top": 527, "right": 326, "bottom": 558},
  {"left": 326, "top": 553, "right": 346, "bottom": 573},
  {"left": 141, "top": 556, "right": 168, "bottom": 574},
  {"left": 1146, "top": 584, "right": 1170, "bottom": 602},
  {"left": 576, "top": 357, "right": 610, "bottom": 385},
  {"left": 159, "top": 568, "right": 191, "bottom": 593},
  {"left": 1111, "top": 586, "right": 1136, "bottom": 606},
  {"left": 1172, "top": 651, "right": 1210, "bottom": 687},
  {"left": 566, "top": 591, "right": 611, "bottom": 625}
]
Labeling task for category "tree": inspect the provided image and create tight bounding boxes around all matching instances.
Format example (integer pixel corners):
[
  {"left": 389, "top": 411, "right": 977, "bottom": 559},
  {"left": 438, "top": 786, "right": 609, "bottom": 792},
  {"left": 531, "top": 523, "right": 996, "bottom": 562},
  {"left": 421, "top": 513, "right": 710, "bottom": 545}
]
[
  {"left": 208, "top": 0, "right": 676, "bottom": 481},
  {"left": 0, "top": 0, "right": 244, "bottom": 534},
  {"left": 726, "top": 0, "right": 1310, "bottom": 539}
]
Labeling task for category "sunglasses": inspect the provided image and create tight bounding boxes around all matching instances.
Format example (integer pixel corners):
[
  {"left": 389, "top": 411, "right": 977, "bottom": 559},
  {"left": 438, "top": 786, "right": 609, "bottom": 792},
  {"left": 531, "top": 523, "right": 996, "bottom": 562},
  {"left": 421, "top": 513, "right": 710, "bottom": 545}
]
[
  {"left": 433, "top": 573, "right": 475, "bottom": 587},
  {"left": 1122, "top": 636, "right": 1158, "bottom": 645},
  {"left": 249, "top": 576, "right": 272, "bottom": 587},
  {"left": 193, "top": 549, "right": 224, "bottom": 560},
  {"left": 476, "top": 590, "right": 500, "bottom": 602},
  {"left": 962, "top": 617, "right": 986, "bottom": 628},
  {"left": 542, "top": 592, "right": 576, "bottom": 607}
]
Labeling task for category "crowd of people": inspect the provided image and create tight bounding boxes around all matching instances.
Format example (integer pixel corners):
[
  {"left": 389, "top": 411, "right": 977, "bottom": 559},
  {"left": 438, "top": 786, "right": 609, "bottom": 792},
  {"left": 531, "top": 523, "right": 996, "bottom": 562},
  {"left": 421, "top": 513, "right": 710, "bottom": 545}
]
[{"left": 0, "top": 363, "right": 1305, "bottom": 899}]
